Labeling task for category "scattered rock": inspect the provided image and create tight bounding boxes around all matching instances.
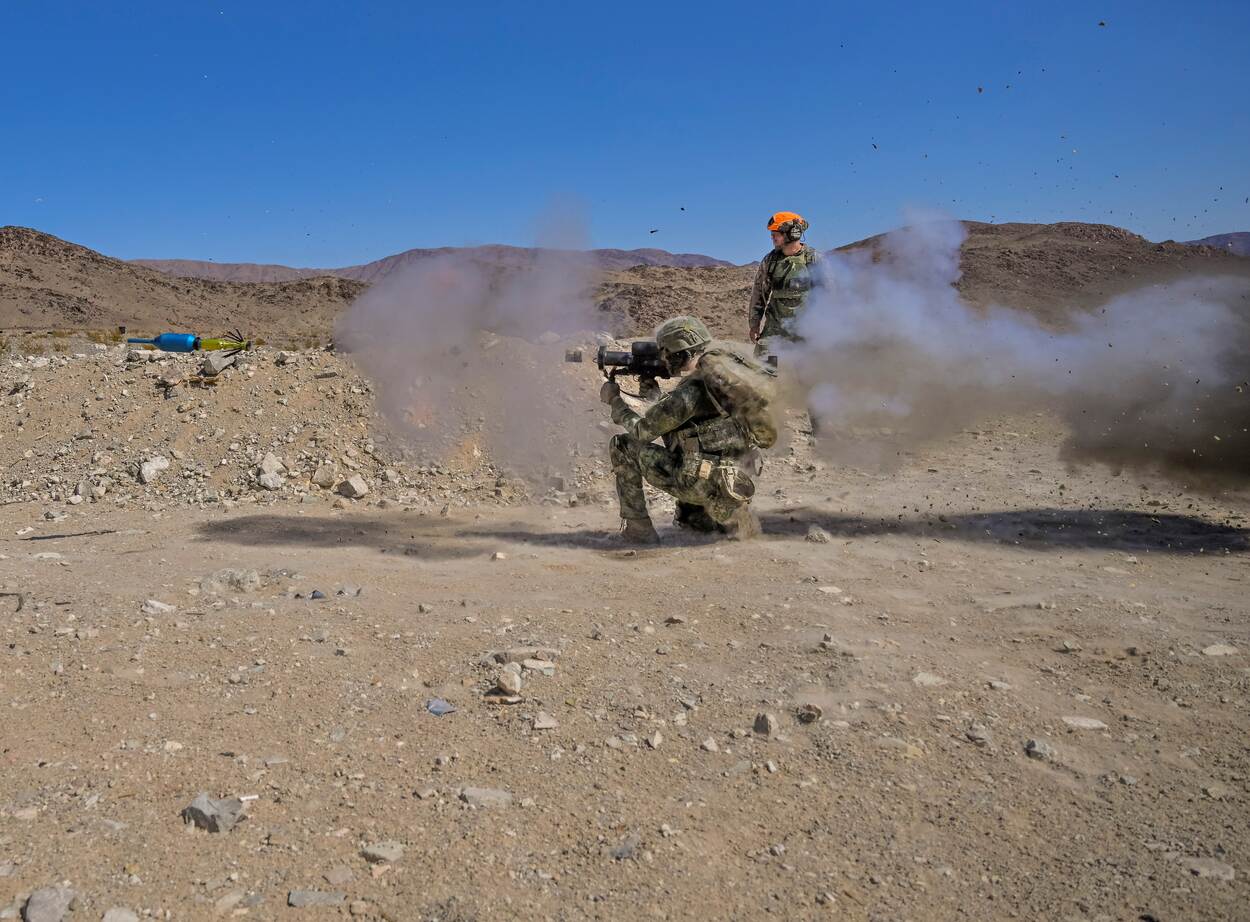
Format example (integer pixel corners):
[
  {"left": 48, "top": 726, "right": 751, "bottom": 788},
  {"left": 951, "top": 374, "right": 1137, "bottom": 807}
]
[
  {"left": 532, "top": 712, "right": 559, "bottom": 731},
  {"left": 1062, "top": 716, "right": 1108, "bottom": 731},
  {"left": 610, "top": 832, "right": 642, "bottom": 861},
  {"left": 796, "top": 703, "right": 823, "bottom": 724},
  {"left": 101, "top": 910, "right": 139, "bottom": 922},
  {"left": 258, "top": 471, "right": 284, "bottom": 491},
  {"left": 141, "top": 599, "right": 175, "bottom": 615},
  {"left": 460, "top": 787, "right": 513, "bottom": 808},
  {"left": 805, "top": 525, "right": 832, "bottom": 543},
  {"left": 1183, "top": 857, "right": 1236, "bottom": 881},
  {"left": 1202, "top": 644, "right": 1238, "bottom": 657},
  {"left": 201, "top": 568, "right": 262, "bottom": 594},
  {"left": 312, "top": 464, "right": 337, "bottom": 489},
  {"left": 360, "top": 841, "right": 404, "bottom": 864},
  {"left": 181, "top": 792, "right": 246, "bottom": 833},
  {"left": 496, "top": 668, "right": 523, "bottom": 696},
  {"left": 701, "top": 737, "right": 720, "bottom": 753},
  {"left": 139, "top": 456, "right": 170, "bottom": 484},
  {"left": 338, "top": 475, "right": 370, "bottom": 499},
  {"left": 426, "top": 698, "right": 456, "bottom": 717},
  {"left": 258, "top": 453, "right": 285, "bottom": 477},
  {"left": 287, "top": 891, "right": 346, "bottom": 908},
  {"left": 966, "top": 723, "right": 992, "bottom": 746},
  {"left": 753, "top": 712, "right": 779, "bottom": 738},
  {"left": 21, "top": 887, "right": 75, "bottom": 922},
  {"left": 200, "top": 351, "right": 236, "bottom": 376},
  {"left": 1025, "top": 739, "right": 1055, "bottom": 760},
  {"left": 912, "top": 672, "right": 946, "bottom": 687}
]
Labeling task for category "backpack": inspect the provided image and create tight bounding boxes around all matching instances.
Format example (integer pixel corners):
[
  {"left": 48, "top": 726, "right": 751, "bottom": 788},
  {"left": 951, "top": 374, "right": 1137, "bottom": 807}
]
[{"left": 695, "top": 346, "right": 778, "bottom": 450}]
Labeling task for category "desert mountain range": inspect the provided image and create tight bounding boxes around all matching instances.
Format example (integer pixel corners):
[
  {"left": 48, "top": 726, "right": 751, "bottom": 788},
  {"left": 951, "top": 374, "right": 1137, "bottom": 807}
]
[{"left": 1, "top": 223, "right": 1246, "bottom": 344}]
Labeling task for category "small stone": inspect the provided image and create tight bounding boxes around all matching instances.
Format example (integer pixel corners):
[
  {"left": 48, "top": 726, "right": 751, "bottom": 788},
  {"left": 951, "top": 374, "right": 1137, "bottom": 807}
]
[
  {"left": 258, "top": 453, "right": 285, "bottom": 476},
  {"left": 1183, "top": 857, "right": 1236, "bottom": 881},
  {"left": 287, "top": 890, "right": 346, "bottom": 908},
  {"left": 337, "top": 475, "right": 370, "bottom": 499},
  {"left": 1202, "top": 644, "right": 1238, "bottom": 657},
  {"left": 258, "top": 471, "right": 284, "bottom": 491},
  {"left": 1203, "top": 783, "right": 1231, "bottom": 800},
  {"left": 496, "top": 669, "right": 523, "bottom": 696},
  {"left": 324, "top": 866, "right": 353, "bottom": 886},
  {"left": 139, "top": 456, "right": 170, "bottom": 484},
  {"left": 21, "top": 887, "right": 76, "bottom": 922},
  {"left": 701, "top": 737, "right": 720, "bottom": 753},
  {"left": 521, "top": 658, "right": 556, "bottom": 676},
  {"left": 987, "top": 680, "right": 1012, "bottom": 691},
  {"left": 349, "top": 901, "right": 371, "bottom": 917},
  {"left": 141, "top": 599, "right": 175, "bottom": 615},
  {"left": 1024, "top": 739, "right": 1055, "bottom": 760},
  {"left": 805, "top": 524, "right": 832, "bottom": 543},
  {"left": 646, "top": 731, "right": 663, "bottom": 749},
  {"left": 200, "top": 352, "right": 236, "bottom": 376},
  {"left": 101, "top": 910, "right": 139, "bottom": 922},
  {"left": 181, "top": 792, "right": 246, "bottom": 833},
  {"left": 360, "top": 841, "right": 404, "bottom": 864},
  {"left": 754, "top": 712, "right": 779, "bottom": 738},
  {"left": 610, "top": 832, "right": 642, "bottom": 861},
  {"left": 796, "top": 703, "right": 822, "bottom": 724},
  {"left": 965, "top": 723, "right": 992, "bottom": 746},
  {"left": 532, "top": 712, "right": 559, "bottom": 731},
  {"left": 460, "top": 787, "right": 513, "bottom": 808},
  {"left": 912, "top": 672, "right": 946, "bottom": 687},
  {"left": 491, "top": 551, "right": 508, "bottom": 561},
  {"left": 1062, "top": 716, "right": 1108, "bottom": 731},
  {"left": 312, "top": 464, "right": 337, "bottom": 488}
]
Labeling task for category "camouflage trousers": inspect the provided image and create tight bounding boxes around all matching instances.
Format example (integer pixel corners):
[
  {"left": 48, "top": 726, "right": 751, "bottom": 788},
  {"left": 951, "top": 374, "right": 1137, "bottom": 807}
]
[{"left": 609, "top": 434, "right": 748, "bottom": 524}]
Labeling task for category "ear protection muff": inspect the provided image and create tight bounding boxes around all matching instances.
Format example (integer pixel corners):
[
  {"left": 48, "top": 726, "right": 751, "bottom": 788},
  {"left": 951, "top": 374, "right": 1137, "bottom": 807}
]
[{"left": 786, "top": 221, "right": 804, "bottom": 242}]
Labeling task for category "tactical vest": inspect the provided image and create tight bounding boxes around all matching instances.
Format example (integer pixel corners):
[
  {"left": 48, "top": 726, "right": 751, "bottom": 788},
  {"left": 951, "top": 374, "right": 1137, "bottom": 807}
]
[{"left": 763, "top": 245, "right": 819, "bottom": 319}]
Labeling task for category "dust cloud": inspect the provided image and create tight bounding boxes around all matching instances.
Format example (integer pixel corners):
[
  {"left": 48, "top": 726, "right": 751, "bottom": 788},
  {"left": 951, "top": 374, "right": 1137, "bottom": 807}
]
[
  {"left": 784, "top": 216, "right": 1250, "bottom": 483},
  {"left": 335, "top": 211, "right": 604, "bottom": 481}
]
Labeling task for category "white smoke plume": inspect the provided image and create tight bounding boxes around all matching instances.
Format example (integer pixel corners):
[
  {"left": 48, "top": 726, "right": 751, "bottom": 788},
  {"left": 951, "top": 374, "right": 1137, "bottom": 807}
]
[
  {"left": 784, "top": 215, "right": 1250, "bottom": 483},
  {"left": 334, "top": 209, "right": 604, "bottom": 480}
]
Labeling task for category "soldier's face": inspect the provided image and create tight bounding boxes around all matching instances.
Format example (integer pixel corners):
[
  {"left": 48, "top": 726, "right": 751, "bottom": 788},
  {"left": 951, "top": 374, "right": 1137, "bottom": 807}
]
[{"left": 770, "top": 231, "right": 786, "bottom": 248}]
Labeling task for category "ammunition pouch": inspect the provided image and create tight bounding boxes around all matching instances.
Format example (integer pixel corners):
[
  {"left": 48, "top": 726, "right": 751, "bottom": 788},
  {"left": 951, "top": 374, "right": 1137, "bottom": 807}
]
[{"left": 690, "top": 416, "right": 751, "bottom": 455}]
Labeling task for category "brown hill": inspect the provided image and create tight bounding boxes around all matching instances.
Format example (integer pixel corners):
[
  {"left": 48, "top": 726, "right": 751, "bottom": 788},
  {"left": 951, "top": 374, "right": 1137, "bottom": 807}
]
[
  {"left": 5, "top": 221, "right": 1247, "bottom": 344},
  {"left": 0, "top": 226, "right": 365, "bottom": 339},
  {"left": 132, "top": 244, "right": 732, "bottom": 283},
  {"left": 1186, "top": 232, "right": 1250, "bottom": 257}
]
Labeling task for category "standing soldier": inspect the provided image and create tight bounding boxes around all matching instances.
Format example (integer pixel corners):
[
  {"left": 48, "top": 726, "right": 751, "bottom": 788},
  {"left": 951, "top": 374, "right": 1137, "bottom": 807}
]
[
  {"left": 601, "top": 316, "right": 778, "bottom": 545},
  {"left": 748, "top": 211, "right": 821, "bottom": 358}
]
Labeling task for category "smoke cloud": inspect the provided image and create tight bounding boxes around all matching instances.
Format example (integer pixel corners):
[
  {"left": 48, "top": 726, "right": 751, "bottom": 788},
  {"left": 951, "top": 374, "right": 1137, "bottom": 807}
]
[
  {"left": 785, "top": 216, "right": 1250, "bottom": 483},
  {"left": 335, "top": 209, "right": 603, "bottom": 481}
]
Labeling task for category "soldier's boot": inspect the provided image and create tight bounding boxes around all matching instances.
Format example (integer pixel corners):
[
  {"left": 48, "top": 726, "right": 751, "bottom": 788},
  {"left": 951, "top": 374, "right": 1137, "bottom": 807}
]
[
  {"left": 721, "top": 506, "right": 762, "bottom": 541},
  {"left": 674, "top": 502, "right": 722, "bottom": 534},
  {"left": 619, "top": 517, "right": 661, "bottom": 546}
]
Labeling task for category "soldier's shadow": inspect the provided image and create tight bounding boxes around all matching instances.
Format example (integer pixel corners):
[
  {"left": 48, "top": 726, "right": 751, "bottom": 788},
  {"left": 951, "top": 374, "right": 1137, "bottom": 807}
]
[{"left": 467, "top": 507, "right": 1249, "bottom": 555}]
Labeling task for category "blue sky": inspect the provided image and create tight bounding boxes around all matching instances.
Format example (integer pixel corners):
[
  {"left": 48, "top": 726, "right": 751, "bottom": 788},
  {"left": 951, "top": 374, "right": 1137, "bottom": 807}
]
[{"left": 3, "top": 1, "right": 1248, "bottom": 265}]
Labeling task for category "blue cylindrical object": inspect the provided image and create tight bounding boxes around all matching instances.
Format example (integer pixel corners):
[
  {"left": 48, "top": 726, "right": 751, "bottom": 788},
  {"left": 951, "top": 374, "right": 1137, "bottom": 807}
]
[{"left": 126, "top": 333, "right": 200, "bottom": 352}]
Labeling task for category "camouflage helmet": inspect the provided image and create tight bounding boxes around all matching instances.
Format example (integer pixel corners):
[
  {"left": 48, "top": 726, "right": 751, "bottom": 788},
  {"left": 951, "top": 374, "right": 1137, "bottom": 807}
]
[{"left": 655, "top": 316, "right": 712, "bottom": 354}]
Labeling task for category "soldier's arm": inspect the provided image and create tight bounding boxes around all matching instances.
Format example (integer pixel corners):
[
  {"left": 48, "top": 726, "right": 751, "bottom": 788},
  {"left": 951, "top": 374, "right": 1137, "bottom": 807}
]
[{"left": 610, "top": 380, "right": 703, "bottom": 443}]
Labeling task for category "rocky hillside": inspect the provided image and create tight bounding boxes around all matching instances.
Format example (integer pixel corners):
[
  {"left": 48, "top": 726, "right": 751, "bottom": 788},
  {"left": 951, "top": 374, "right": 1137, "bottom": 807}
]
[
  {"left": 0, "top": 226, "right": 364, "bottom": 340},
  {"left": 133, "top": 244, "right": 733, "bottom": 283},
  {"left": 1186, "top": 232, "right": 1250, "bottom": 257},
  {"left": 6, "top": 221, "right": 1248, "bottom": 343}
]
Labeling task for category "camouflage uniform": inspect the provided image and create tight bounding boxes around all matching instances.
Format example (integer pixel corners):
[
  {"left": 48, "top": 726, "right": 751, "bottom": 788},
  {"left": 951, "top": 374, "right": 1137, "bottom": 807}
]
[
  {"left": 607, "top": 345, "right": 777, "bottom": 527},
  {"left": 749, "top": 244, "right": 821, "bottom": 354}
]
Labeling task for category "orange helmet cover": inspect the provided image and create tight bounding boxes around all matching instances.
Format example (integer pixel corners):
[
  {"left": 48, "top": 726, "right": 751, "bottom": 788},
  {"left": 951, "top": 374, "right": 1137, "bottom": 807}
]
[{"left": 767, "top": 211, "right": 805, "bottom": 231}]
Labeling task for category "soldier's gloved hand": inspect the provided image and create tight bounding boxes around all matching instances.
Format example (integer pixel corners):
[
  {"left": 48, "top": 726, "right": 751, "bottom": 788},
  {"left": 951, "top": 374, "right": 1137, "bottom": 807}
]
[
  {"left": 638, "top": 376, "right": 661, "bottom": 401},
  {"left": 599, "top": 379, "right": 621, "bottom": 405}
]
